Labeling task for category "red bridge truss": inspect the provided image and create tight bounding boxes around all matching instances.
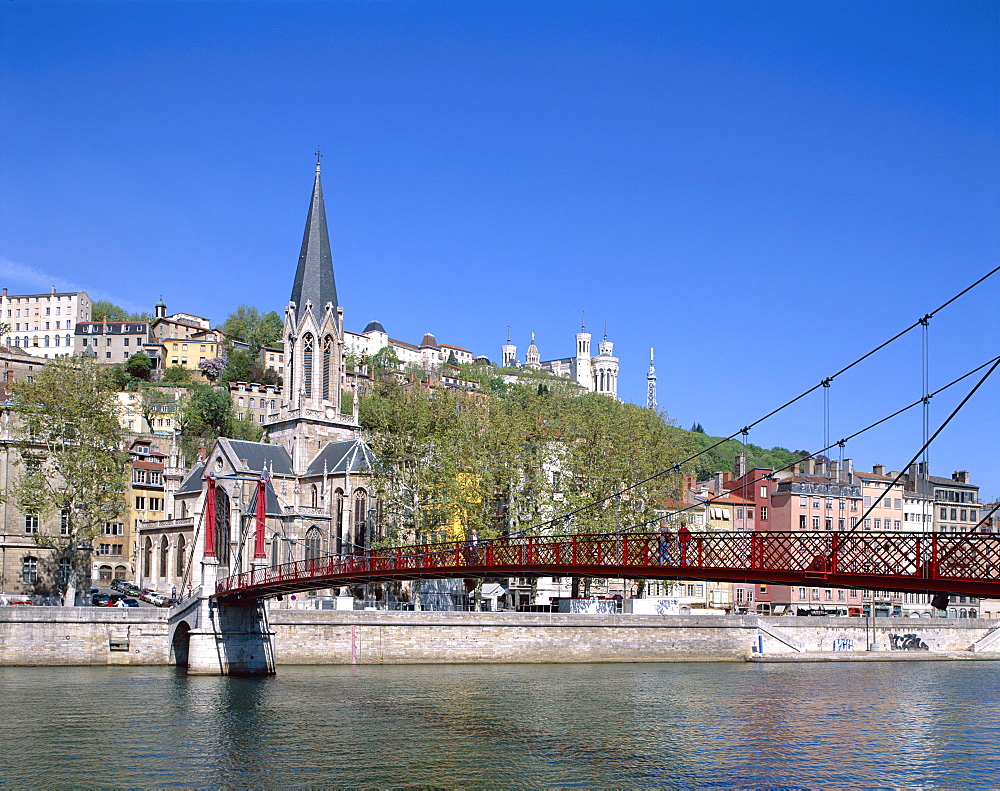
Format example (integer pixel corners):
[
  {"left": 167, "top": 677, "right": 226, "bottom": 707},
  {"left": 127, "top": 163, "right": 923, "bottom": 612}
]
[{"left": 214, "top": 530, "right": 1000, "bottom": 602}]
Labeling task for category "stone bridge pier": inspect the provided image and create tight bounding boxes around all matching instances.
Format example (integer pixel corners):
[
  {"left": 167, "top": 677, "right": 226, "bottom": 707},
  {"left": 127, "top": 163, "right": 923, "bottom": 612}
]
[{"left": 176, "top": 560, "right": 275, "bottom": 676}]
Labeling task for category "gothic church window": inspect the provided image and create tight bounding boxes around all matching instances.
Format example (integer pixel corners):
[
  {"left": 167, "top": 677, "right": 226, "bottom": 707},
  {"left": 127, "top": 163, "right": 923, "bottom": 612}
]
[
  {"left": 322, "top": 336, "right": 333, "bottom": 401},
  {"left": 303, "top": 334, "right": 314, "bottom": 398}
]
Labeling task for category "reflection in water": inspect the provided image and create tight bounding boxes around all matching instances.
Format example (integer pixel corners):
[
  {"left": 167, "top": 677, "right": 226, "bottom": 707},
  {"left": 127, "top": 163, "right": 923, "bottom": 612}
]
[{"left": 1, "top": 662, "right": 999, "bottom": 788}]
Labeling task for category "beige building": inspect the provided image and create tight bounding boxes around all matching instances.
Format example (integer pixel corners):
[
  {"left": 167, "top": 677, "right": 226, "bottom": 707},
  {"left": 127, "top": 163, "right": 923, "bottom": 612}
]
[
  {"left": 75, "top": 319, "right": 153, "bottom": 364},
  {"left": 1, "top": 287, "right": 92, "bottom": 358}
]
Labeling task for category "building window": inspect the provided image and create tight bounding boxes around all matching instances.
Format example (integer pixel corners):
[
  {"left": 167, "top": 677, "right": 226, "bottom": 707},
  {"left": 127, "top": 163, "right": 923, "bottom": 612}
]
[
  {"left": 22, "top": 556, "right": 38, "bottom": 584},
  {"left": 135, "top": 496, "right": 146, "bottom": 510},
  {"left": 812, "top": 516, "right": 820, "bottom": 529},
  {"left": 760, "top": 506, "right": 768, "bottom": 521},
  {"left": 103, "top": 522, "right": 124, "bottom": 535},
  {"left": 24, "top": 514, "right": 39, "bottom": 534},
  {"left": 60, "top": 509, "right": 71, "bottom": 535}
]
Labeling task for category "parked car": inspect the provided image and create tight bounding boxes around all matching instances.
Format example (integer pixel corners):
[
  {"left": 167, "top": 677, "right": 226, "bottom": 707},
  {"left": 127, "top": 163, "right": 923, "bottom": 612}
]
[
  {"left": 120, "top": 598, "right": 140, "bottom": 607},
  {"left": 164, "top": 598, "right": 180, "bottom": 608},
  {"left": 123, "top": 584, "right": 141, "bottom": 597},
  {"left": 139, "top": 589, "right": 157, "bottom": 603},
  {"left": 148, "top": 593, "right": 168, "bottom": 607},
  {"left": 92, "top": 593, "right": 110, "bottom": 607}
]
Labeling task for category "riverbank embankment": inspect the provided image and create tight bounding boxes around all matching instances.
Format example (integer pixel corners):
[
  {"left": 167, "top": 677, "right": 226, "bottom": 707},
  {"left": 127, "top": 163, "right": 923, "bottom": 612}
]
[{"left": 1, "top": 608, "right": 998, "bottom": 666}]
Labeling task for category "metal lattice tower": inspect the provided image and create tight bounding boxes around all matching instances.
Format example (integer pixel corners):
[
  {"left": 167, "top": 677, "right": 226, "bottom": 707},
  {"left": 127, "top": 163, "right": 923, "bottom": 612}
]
[{"left": 646, "top": 347, "right": 657, "bottom": 411}]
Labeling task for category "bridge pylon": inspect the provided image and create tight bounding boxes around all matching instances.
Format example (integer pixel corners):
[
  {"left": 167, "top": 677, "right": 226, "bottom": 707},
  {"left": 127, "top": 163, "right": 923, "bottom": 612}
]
[{"left": 186, "top": 557, "right": 275, "bottom": 676}]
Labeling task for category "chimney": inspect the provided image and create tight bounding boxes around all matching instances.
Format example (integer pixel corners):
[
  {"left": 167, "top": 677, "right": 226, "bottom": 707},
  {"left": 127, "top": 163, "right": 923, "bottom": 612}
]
[
  {"left": 790, "top": 462, "right": 799, "bottom": 475},
  {"left": 873, "top": 464, "right": 886, "bottom": 476},
  {"left": 734, "top": 453, "right": 747, "bottom": 479},
  {"left": 844, "top": 458, "right": 854, "bottom": 483},
  {"left": 51, "top": 285, "right": 56, "bottom": 294},
  {"left": 197, "top": 446, "right": 206, "bottom": 462},
  {"left": 714, "top": 472, "right": 724, "bottom": 496},
  {"left": 684, "top": 474, "right": 696, "bottom": 493},
  {"left": 815, "top": 459, "right": 826, "bottom": 477},
  {"left": 2, "top": 288, "right": 6, "bottom": 297},
  {"left": 802, "top": 458, "right": 814, "bottom": 476},
  {"left": 829, "top": 460, "right": 840, "bottom": 480},
  {"left": 953, "top": 470, "right": 970, "bottom": 484}
]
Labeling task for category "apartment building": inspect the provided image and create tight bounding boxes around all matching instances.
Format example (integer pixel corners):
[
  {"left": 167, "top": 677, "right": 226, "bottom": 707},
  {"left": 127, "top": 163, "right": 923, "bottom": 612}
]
[
  {"left": 75, "top": 320, "right": 153, "bottom": 363},
  {"left": 1, "top": 287, "right": 92, "bottom": 358}
]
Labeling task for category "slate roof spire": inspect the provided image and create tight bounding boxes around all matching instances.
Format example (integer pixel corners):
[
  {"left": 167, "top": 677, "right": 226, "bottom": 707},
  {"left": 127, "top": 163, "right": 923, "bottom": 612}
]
[{"left": 290, "top": 156, "right": 338, "bottom": 322}]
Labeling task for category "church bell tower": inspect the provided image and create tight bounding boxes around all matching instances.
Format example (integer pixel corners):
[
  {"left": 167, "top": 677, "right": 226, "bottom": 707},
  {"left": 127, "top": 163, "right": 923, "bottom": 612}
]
[{"left": 265, "top": 156, "right": 360, "bottom": 471}]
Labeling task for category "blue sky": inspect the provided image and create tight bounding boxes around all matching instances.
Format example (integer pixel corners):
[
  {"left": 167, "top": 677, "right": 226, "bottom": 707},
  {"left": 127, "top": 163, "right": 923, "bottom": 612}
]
[{"left": 2, "top": 1, "right": 998, "bottom": 497}]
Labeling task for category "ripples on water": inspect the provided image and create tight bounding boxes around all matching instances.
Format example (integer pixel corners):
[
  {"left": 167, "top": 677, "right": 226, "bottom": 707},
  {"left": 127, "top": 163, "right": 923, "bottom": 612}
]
[{"left": 1, "top": 662, "right": 999, "bottom": 788}]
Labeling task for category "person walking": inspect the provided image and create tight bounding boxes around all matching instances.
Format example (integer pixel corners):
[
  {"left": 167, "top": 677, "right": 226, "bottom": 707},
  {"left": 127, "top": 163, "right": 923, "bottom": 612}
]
[
  {"left": 678, "top": 524, "right": 692, "bottom": 566},
  {"left": 658, "top": 526, "right": 674, "bottom": 565}
]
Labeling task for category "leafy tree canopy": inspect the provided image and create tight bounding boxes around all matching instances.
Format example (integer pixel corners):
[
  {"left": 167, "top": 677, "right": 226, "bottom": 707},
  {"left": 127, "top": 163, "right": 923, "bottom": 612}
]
[
  {"left": 160, "top": 365, "right": 192, "bottom": 385},
  {"left": 220, "top": 304, "right": 283, "bottom": 355},
  {"left": 92, "top": 300, "right": 151, "bottom": 322},
  {"left": 123, "top": 352, "right": 153, "bottom": 381},
  {"left": 5, "top": 359, "right": 128, "bottom": 602}
]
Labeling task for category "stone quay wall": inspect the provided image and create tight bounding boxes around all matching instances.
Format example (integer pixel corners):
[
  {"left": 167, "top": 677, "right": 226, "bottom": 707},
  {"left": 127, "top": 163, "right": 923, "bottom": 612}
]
[
  {"left": 267, "top": 611, "right": 1000, "bottom": 664},
  {"left": 1, "top": 608, "right": 998, "bottom": 667},
  {"left": 0, "top": 607, "right": 171, "bottom": 666}
]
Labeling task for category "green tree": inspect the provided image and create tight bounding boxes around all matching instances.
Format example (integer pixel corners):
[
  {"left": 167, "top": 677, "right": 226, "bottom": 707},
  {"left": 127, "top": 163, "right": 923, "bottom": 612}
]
[
  {"left": 123, "top": 352, "right": 153, "bottom": 381},
  {"left": 108, "top": 364, "right": 132, "bottom": 392},
  {"left": 221, "top": 305, "right": 283, "bottom": 355},
  {"left": 91, "top": 300, "right": 151, "bottom": 322},
  {"left": 230, "top": 411, "right": 264, "bottom": 442},
  {"left": 5, "top": 359, "right": 128, "bottom": 603},
  {"left": 160, "top": 365, "right": 192, "bottom": 385},
  {"left": 368, "top": 346, "right": 401, "bottom": 378},
  {"left": 185, "top": 386, "right": 234, "bottom": 437},
  {"left": 139, "top": 387, "right": 175, "bottom": 432},
  {"left": 221, "top": 349, "right": 257, "bottom": 384}
]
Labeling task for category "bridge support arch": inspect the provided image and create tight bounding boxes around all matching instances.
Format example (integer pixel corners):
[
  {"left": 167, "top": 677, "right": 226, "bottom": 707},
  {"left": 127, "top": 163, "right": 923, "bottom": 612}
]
[{"left": 185, "top": 558, "right": 275, "bottom": 676}]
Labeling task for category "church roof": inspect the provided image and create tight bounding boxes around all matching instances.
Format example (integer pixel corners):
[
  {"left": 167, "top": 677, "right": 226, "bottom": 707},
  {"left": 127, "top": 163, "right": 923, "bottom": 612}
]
[
  {"left": 222, "top": 439, "right": 295, "bottom": 476},
  {"left": 305, "top": 438, "right": 376, "bottom": 477},
  {"left": 176, "top": 462, "right": 206, "bottom": 495},
  {"left": 290, "top": 165, "right": 338, "bottom": 323},
  {"left": 245, "top": 480, "right": 283, "bottom": 517},
  {"left": 363, "top": 320, "right": 387, "bottom": 334}
]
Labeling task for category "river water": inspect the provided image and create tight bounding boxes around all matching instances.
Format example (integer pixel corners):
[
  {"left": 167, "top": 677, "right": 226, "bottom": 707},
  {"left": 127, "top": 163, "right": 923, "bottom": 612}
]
[{"left": 2, "top": 662, "right": 999, "bottom": 788}]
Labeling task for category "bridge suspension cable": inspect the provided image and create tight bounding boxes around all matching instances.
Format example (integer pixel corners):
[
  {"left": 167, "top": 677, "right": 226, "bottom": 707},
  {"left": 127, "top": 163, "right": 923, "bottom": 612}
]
[
  {"left": 530, "top": 352, "right": 1000, "bottom": 543},
  {"left": 509, "top": 265, "right": 999, "bottom": 536}
]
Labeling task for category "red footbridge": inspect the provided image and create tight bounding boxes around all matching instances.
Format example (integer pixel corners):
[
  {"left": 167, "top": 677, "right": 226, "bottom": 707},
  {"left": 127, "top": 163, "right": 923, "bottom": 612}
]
[{"left": 214, "top": 530, "right": 1000, "bottom": 603}]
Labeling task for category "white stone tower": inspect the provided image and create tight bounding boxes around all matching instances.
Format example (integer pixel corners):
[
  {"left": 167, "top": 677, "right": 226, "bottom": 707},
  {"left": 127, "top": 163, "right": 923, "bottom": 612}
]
[
  {"left": 525, "top": 332, "right": 541, "bottom": 369},
  {"left": 591, "top": 323, "right": 619, "bottom": 398},
  {"left": 501, "top": 325, "right": 517, "bottom": 368},
  {"left": 574, "top": 316, "right": 593, "bottom": 392}
]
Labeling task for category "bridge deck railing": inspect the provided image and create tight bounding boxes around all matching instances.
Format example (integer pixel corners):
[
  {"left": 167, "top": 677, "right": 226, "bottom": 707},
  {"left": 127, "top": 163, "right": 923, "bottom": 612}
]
[{"left": 214, "top": 530, "right": 1000, "bottom": 599}]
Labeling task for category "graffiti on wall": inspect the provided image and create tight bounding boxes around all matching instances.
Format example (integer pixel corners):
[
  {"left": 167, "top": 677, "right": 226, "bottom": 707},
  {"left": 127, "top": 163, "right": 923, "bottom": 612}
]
[
  {"left": 832, "top": 636, "right": 855, "bottom": 652},
  {"left": 888, "top": 633, "right": 929, "bottom": 651}
]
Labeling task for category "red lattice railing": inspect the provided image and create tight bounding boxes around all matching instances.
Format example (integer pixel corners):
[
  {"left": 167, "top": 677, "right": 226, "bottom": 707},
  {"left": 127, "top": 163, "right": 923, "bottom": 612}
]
[{"left": 214, "top": 530, "right": 1000, "bottom": 600}]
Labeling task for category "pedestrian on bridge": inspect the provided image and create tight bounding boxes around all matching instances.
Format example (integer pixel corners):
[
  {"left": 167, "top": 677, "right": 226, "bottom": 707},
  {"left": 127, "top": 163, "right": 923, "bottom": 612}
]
[
  {"left": 658, "top": 527, "right": 674, "bottom": 565},
  {"left": 678, "top": 524, "right": 692, "bottom": 566}
]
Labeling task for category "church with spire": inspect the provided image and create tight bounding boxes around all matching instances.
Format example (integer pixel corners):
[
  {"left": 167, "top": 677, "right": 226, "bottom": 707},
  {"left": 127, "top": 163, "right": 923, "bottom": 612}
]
[
  {"left": 137, "top": 160, "right": 378, "bottom": 597},
  {"left": 502, "top": 320, "right": 620, "bottom": 399}
]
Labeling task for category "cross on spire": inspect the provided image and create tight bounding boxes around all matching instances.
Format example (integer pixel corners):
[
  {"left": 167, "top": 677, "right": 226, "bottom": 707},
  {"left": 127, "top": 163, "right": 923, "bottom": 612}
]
[{"left": 314, "top": 148, "right": 323, "bottom": 173}]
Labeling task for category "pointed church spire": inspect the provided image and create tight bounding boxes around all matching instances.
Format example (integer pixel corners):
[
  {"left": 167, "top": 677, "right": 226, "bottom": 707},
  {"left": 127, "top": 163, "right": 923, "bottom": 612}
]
[{"left": 290, "top": 156, "right": 338, "bottom": 322}]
